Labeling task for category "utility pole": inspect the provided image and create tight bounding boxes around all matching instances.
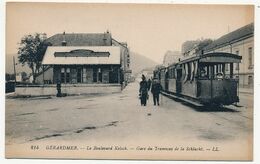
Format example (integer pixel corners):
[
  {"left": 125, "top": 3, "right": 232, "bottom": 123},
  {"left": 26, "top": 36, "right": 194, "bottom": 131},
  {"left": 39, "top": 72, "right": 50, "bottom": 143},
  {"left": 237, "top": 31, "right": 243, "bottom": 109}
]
[{"left": 13, "top": 56, "right": 17, "bottom": 83}]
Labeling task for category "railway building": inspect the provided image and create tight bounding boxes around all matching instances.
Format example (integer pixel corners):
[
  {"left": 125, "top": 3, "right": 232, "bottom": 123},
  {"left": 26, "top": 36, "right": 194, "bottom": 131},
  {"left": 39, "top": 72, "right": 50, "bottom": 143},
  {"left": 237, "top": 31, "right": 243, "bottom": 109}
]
[
  {"left": 16, "top": 32, "right": 131, "bottom": 96},
  {"left": 203, "top": 23, "right": 254, "bottom": 88}
]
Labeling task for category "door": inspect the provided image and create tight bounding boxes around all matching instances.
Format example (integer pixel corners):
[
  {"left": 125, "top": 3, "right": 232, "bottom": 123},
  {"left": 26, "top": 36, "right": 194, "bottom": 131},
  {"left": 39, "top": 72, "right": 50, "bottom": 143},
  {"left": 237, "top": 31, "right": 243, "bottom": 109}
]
[{"left": 86, "top": 68, "right": 93, "bottom": 83}]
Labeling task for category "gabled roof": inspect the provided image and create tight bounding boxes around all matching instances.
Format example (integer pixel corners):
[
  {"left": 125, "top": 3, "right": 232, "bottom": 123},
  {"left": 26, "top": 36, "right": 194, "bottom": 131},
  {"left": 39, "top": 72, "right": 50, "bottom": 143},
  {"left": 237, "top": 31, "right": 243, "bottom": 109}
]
[
  {"left": 44, "top": 33, "right": 112, "bottom": 46},
  {"left": 204, "top": 23, "right": 254, "bottom": 51},
  {"left": 42, "top": 46, "right": 120, "bottom": 65}
]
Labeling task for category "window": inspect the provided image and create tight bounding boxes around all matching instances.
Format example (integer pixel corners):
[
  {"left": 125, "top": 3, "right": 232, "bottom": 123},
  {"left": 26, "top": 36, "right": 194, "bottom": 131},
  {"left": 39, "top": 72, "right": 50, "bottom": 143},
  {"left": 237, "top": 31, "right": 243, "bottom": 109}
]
[
  {"left": 109, "top": 67, "right": 119, "bottom": 83},
  {"left": 61, "top": 68, "right": 65, "bottom": 83},
  {"left": 93, "top": 68, "right": 97, "bottom": 82},
  {"left": 168, "top": 68, "right": 175, "bottom": 79},
  {"left": 235, "top": 51, "right": 240, "bottom": 70},
  {"left": 248, "top": 76, "right": 253, "bottom": 86},
  {"left": 172, "top": 68, "right": 175, "bottom": 78},
  {"left": 82, "top": 68, "right": 87, "bottom": 83},
  {"left": 66, "top": 68, "right": 70, "bottom": 83},
  {"left": 77, "top": 67, "right": 82, "bottom": 83},
  {"left": 235, "top": 63, "right": 239, "bottom": 70},
  {"left": 248, "top": 47, "right": 253, "bottom": 69},
  {"left": 98, "top": 68, "right": 102, "bottom": 82}
]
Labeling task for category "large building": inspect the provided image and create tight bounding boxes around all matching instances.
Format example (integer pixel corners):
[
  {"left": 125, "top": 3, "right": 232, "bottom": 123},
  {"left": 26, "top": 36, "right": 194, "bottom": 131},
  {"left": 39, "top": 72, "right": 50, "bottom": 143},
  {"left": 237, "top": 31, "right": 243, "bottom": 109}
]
[
  {"left": 203, "top": 23, "right": 254, "bottom": 88},
  {"left": 28, "top": 32, "right": 131, "bottom": 95},
  {"left": 112, "top": 39, "right": 131, "bottom": 86},
  {"left": 162, "top": 50, "right": 181, "bottom": 67}
]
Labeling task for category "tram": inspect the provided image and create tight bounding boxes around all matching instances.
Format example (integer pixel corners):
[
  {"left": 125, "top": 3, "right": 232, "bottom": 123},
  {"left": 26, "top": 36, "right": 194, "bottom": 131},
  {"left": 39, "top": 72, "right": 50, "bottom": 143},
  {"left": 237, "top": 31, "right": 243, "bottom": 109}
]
[{"left": 154, "top": 52, "right": 242, "bottom": 106}]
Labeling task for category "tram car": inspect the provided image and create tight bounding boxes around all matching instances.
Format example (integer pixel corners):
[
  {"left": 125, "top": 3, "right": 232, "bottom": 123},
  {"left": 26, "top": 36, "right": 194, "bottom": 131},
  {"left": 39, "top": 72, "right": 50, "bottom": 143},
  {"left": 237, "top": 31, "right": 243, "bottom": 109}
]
[{"left": 154, "top": 52, "right": 242, "bottom": 106}]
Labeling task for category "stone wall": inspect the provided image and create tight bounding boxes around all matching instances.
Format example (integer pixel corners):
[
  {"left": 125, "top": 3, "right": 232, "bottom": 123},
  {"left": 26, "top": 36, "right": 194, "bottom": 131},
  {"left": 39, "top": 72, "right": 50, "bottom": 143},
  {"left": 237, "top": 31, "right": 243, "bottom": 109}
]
[{"left": 15, "top": 84, "right": 121, "bottom": 96}]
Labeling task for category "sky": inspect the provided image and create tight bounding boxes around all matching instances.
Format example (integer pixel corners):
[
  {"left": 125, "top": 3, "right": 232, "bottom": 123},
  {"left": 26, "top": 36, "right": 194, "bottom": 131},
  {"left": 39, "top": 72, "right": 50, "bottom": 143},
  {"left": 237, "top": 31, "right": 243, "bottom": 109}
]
[{"left": 6, "top": 3, "right": 254, "bottom": 65}]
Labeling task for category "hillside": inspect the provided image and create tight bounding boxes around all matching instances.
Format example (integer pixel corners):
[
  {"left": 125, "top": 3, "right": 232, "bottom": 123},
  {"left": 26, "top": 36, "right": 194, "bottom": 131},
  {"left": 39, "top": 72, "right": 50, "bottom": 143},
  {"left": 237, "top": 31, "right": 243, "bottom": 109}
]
[
  {"left": 6, "top": 52, "right": 159, "bottom": 77},
  {"left": 130, "top": 51, "right": 159, "bottom": 76}
]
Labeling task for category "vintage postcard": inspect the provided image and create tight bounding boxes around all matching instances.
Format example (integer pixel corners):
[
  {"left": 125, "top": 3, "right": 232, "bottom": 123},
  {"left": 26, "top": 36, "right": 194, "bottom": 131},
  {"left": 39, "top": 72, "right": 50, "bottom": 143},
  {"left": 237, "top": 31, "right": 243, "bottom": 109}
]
[{"left": 5, "top": 2, "right": 254, "bottom": 160}]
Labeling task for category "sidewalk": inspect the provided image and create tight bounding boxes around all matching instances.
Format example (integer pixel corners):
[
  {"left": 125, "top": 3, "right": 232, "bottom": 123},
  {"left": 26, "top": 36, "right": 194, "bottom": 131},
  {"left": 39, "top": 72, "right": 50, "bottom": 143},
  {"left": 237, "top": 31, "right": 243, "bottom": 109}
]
[{"left": 239, "top": 87, "right": 253, "bottom": 94}]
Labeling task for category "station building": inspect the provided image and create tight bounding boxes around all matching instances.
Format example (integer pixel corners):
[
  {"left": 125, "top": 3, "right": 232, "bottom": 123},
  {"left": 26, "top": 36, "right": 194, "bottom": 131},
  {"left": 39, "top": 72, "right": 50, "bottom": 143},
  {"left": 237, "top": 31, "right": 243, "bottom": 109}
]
[
  {"left": 203, "top": 23, "right": 254, "bottom": 88},
  {"left": 17, "top": 32, "right": 131, "bottom": 96}
]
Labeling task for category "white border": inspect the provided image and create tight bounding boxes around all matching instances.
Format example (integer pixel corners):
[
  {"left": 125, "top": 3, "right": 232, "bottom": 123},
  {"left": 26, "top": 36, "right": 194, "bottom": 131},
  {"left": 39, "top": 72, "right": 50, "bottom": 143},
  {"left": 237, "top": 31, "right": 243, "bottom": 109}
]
[{"left": 1, "top": 0, "right": 260, "bottom": 164}]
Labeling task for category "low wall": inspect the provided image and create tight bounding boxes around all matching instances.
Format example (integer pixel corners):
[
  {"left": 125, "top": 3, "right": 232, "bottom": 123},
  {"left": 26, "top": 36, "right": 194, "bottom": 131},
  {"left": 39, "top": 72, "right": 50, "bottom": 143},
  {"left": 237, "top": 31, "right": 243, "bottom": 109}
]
[{"left": 15, "top": 84, "right": 122, "bottom": 96}]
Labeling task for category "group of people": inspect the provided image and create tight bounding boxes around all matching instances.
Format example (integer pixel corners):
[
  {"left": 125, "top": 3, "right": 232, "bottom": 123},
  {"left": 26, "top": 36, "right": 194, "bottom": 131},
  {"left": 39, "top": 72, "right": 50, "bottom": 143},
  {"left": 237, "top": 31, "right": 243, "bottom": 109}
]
[{"left": 139, "top": 74, "right": 162, "bottom": 106}]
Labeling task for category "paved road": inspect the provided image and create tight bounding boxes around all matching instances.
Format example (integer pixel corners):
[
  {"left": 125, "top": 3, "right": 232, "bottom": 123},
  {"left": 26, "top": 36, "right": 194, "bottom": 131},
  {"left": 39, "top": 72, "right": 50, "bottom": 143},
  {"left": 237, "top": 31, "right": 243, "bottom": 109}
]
[{"left": 5, "top": 81, "right": 253, "bottom": 159}]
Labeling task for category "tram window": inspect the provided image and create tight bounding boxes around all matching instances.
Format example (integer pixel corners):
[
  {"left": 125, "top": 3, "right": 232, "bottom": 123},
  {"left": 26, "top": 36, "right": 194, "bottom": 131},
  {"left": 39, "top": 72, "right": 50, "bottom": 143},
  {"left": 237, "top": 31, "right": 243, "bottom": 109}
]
[
  {"left": 201, "top": 69, "right": 207, "bottom": 78},
  {"left": 183, "top": 63, "right": 190, "bottom": 82},
  {"left": 165, "top": 71, "right": 169, "bottom": 79},
  {"left": 199, "top": 67, "right": 208, "bottom": 79},
  {"left": 187, "top": 63, "right": 191, "bottom": 80},
  {"left": 225, "top": 64, "right": 229, "bottom": 71},
  {"left": 169, "top": 68, "right": 175, "bottom": 79}
]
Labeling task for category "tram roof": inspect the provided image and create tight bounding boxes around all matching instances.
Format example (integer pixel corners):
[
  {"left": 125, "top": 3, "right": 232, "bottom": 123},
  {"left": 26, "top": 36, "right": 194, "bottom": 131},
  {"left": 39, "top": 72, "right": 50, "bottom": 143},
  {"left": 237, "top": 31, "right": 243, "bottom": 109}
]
[
  {"left": 178, "top": 52, "right": 242, "bottom": 64},
  {"left": 200, "top": 52, "right": 242, "bottom": 63}
]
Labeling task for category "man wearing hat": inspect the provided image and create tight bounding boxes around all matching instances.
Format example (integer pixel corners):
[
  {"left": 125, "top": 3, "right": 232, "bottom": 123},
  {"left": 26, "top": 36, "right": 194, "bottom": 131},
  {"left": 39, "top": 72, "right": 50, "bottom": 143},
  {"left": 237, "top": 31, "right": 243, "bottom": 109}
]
[
  {"left": 151, "top": 77, "right": 162, "bottom": 106},
  {"left": 139, "top": 74, "right": 149, "bottom": 106}
]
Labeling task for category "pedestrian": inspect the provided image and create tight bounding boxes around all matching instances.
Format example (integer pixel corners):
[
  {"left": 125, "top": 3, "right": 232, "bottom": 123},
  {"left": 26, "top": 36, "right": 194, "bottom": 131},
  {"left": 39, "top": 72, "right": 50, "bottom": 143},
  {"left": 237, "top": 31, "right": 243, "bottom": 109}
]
[
  {"left": 147, "top": 78, "right": 152, "bottom": 91},
  {"left": 139, "top": 74, "right": 149, "bottom": 106},
  {"left": 151, "top": 78, "right": 162, "bottom": 106}
]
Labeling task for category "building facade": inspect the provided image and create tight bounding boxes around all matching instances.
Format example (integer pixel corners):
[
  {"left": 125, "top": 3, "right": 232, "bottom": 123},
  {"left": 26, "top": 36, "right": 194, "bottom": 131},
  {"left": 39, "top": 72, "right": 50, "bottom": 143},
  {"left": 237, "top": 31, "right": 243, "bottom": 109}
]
[
  {"left": 32, "top": 32, "right": 131, "bottom": 95},
  {"left": 42, "top": 46, "right": 121, "bottom": 85},
  {"left": 203, "top": 23, "right": 254, "bottom": 88},
  {"left": 112, "top": 39, "right": 131, "bottom": 86}
]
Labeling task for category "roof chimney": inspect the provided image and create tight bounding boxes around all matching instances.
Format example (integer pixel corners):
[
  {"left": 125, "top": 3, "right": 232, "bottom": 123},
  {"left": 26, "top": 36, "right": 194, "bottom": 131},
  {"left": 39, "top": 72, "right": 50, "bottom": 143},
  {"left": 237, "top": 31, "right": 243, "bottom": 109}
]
[
  {"left": 42, "top": 33, "right": 47, "bottom": 40},
  {"left": 62, "top": 31, "right": 67, "bottom": 46}
]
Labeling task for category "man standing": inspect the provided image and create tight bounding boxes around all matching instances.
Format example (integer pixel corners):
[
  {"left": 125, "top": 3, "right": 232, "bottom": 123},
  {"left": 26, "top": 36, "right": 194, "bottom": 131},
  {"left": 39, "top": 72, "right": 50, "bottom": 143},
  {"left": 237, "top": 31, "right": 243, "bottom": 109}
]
[
  {"left": 151, "top": 78, "right": 162, "bottom": 106},
  {"left": 139, "top": 75, "right": 149, "bottom": 106}
]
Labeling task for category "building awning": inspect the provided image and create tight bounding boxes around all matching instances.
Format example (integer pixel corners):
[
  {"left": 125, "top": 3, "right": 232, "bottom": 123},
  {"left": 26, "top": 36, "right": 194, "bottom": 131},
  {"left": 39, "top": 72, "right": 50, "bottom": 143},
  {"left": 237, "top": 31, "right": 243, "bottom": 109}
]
[{"left": 42, "top": 46, "right": 121, "bottom": 65}]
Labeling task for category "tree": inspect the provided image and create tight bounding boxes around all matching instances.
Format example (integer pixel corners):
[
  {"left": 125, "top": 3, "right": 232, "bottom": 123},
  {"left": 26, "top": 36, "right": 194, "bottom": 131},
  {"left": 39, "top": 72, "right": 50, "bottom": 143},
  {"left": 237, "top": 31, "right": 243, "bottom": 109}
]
[
  {"left": 17, "top": 33, "right": 49, "bottom": 83},
  {"left": 197, "top": 39, "right": 213, "bottom": 51}
]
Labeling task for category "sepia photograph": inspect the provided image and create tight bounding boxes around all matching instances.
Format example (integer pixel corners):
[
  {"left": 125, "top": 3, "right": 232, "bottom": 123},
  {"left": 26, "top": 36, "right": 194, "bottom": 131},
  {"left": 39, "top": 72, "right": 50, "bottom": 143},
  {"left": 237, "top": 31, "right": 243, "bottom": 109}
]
[{"left": 4, "top": 1, "right": 255, "bottom": 161}]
